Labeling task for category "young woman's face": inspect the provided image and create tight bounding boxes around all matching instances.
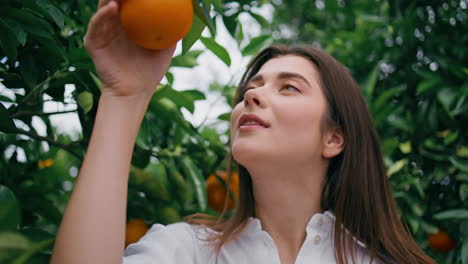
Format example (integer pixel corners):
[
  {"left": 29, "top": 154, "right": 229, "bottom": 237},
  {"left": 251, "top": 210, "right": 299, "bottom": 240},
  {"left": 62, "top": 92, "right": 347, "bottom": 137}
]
[{"left": 230, "top": 55, "right": 330, "bottom": 167}]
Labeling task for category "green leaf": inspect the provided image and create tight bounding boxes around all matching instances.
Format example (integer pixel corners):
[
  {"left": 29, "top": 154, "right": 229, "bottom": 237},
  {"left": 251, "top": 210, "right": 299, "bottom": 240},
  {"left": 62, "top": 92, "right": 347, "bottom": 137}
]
[
  {"left": 179, "top": 156, "right": 207, "bottom": 211},
  {"left": 387, "top": 159, "right": 406, "bottom": 177},
  {"left": 200, "top": 37, "right": 231, "bottom": 66},
  {"left": 90, "top": 72, "right": 103, "bottom": 91},
  {"left": 462, "top": 238, "right": 468, "bottom": 264},
  {"left": 450, "top": 157, "right": 468, "bottom": 173},
  {"left": 165, "top": 72, "right": 174, "bottom": 85},
  {"left": 361, "top": 64, "right": 379, "bottom": 101},
  {"left": 6, "top": 8, "right": 54, "bottom": 39},
  {"left": 0, "top": 95, "right": 15, "bottom": 103},
  {"left": 129, "top": 167, "right": 171, "bottom": 203},
  {"left": 77, "top": 91, "right": 93, "bottom": 114},
  {"left": 171, "top": 50, "right": 204, "bottom": 68},
  {"left": 10, "top": 238, "right": 54, "bottom": 264},
  {"left": 35, "top": 0, "right": 64, "bottom": 30},
  {"left": 211, "top": 0, "right": 222, "bottom": 12},
  {"left": 356, "top": 12, "right": 386, "bottom": 23},
  {"left": 406, "top": 214, "right": 420, "bottom": 233},
  {"left": 0, "top": 232, "right": 31, "bottom": 250},
  {"left": 444, "top": 130, "right": 459, "bottom": 145},
  {"left": 0, "top": 18, "right": 27, "bottom": 46},
  {"left": 373, "top": 86, "right": 401, "bottom": 118},
  {"left": 162, "top": 158, "right": 191, "bottom": 207},
  {"left": 0, "top": 103, "right": 17, "bottom": 133},
  {"left": 182, "top": 89, "right": 206, "bottom": 101},
  {"left": 420, "top": 220, "right": 439, "bottom": 234},
  {"left": 457, "top": 146, "right": 468, "bottom": 158},
  {"left": 0, "top": 20, "right": 19, "bottom": 63},
  {"left": 416, "top": 78, "right": 440, "bottom": 94},
  {"left": 434, "top": 209, "right": 468, "bottom": 220},
  {"left": 437, "top": 87, "right": 457, "bottom": 115},
  {"left": 182, "top": 15, "right": 206, "bottom": 54},
  {"left": 153, "top": 85, "right": 199, "bottom": 114},
  {"left": 217, "top": 112, "right": 231, "bottom": 121},
  {"left": 192, "top": 0, "right": 215, "bottom": 36},
  {"left": 0, "top": 185, "right": 21, "bottom": 230},
  {"left": 399, "top": 141, "right": 412, "bottom": 154},
  {"left": 222, "top": 12, "right": 239, "bottom": 38},
  {"left": 460, "top": 184, "right": 468, "bottom": 201},
  {"left": 171, "top": 55, "right": 198, "bottom": 68},
  {"left": 242, "top": 35, "right": 271, "bottom": 57},
  {"left": 248, "top": 11, "right": 270, "bottom": 28},
  {"left": 159, "top": 207, "right": 181, "bottom": 225}
]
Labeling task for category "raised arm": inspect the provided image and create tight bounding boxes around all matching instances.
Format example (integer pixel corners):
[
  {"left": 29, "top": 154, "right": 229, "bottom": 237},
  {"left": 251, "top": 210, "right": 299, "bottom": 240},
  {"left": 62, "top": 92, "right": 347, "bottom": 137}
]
[{"left": 50, "top": 1, "right": 175, "bottom": 263}]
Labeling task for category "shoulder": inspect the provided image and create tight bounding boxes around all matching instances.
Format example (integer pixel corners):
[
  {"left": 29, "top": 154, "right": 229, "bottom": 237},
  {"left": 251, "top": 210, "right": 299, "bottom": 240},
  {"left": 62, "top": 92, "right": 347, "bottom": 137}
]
[{"left": 123, "top": 221, "right": 198, "bottom": 264}]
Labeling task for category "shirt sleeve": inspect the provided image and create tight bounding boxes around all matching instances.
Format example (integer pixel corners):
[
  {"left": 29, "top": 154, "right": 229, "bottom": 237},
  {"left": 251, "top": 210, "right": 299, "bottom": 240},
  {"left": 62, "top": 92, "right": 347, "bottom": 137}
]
[{"left": 123, "top": 222, "right": 196, "bottom": 264}]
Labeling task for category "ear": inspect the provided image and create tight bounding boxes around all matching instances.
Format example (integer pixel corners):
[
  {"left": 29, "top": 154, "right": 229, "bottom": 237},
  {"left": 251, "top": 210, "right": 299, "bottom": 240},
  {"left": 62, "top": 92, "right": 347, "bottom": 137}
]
[{"left": 322, "top": 127, "right": 344, "bottom": 159}]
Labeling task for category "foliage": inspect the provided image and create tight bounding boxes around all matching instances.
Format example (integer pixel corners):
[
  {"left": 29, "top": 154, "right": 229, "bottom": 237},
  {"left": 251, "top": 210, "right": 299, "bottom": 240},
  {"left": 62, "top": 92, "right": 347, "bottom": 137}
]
[
  {"left": 270, "top": 0, "right": 468, "bottom": 263},
  {"left": 0, "top": 0, "right": 269, "bottom": 262},
  {"left": 1, "top": 0, "right": 466, "bottom": 263}
]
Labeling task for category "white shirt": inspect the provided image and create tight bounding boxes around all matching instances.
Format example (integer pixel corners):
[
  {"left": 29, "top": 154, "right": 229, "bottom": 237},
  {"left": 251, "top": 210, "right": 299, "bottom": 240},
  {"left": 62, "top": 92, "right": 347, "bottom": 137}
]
[{"left": 123, "top": 211, "right": 381, "bottom": 263}]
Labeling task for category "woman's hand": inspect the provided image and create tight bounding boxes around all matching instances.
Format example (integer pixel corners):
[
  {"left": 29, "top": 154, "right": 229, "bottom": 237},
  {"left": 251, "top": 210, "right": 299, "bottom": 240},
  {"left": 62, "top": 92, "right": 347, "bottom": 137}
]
[{"left": 84, "top": 0, "right": 176, "bottom": 98}]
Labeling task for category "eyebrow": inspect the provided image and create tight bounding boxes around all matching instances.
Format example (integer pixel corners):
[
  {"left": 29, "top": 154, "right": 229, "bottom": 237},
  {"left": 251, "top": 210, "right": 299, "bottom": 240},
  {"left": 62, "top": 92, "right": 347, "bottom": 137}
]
[{"left": 246, "top": 71, "right": 312, "bottom": 88}]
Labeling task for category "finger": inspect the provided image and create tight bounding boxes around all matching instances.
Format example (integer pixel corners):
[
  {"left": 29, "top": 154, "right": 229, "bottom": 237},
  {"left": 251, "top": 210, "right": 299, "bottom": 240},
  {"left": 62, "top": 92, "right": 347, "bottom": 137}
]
[{"left": 85, "top": 1, "right": 120, "bottom": 50}]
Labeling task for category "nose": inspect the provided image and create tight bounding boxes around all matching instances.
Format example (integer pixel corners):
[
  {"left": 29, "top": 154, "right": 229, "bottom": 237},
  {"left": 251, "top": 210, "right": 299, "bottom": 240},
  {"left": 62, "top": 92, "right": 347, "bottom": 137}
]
[{"left": 243, "top": 88, "right": 265, "bottom": 108}]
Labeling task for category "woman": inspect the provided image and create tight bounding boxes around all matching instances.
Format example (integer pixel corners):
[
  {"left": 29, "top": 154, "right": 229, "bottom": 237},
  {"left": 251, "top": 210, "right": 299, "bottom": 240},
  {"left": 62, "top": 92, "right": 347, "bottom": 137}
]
[{"left": 51, "top": 0, "right": 436, "bottom": 263}]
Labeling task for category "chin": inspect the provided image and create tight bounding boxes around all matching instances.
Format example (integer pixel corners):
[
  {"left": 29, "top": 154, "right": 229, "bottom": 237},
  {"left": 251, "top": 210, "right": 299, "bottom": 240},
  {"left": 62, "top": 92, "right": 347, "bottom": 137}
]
[{"left": 232, "top": 145, "right": 274, "bottom": 166}]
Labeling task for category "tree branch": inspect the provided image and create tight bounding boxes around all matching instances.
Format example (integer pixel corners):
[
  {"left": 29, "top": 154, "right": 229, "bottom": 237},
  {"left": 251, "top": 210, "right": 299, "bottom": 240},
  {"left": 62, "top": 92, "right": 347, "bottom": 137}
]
[
  {"left": 13, "top": 128, "right": 84, "bottom": 161},
  {"left": 11, "top": 109, "right": 78, "bottom": 118}
]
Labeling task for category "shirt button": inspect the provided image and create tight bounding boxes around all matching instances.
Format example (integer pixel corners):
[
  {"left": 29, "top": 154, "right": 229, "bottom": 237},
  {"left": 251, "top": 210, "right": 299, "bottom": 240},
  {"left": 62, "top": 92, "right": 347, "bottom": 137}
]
[
  {"left": 317, "top": 219, "right": 323, "bottom": 226},
  {"left": 314, "top": 235, "right": 321, "bottom": 245}
]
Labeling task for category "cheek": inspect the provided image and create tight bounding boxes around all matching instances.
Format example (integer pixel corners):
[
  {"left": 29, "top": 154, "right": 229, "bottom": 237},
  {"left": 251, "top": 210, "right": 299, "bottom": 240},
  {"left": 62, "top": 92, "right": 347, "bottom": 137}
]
[
  {"left": 273, "top": 100, "right": 326, "bottom": 145},
  {"left": 230, "top": 103, "right": 243, "bottom": 133},
  {"left": 276, "top": 100, "right": 325, "bottom": 127},
  {"left": 230, "top": 104, "right": 241, "bottom": 125}
]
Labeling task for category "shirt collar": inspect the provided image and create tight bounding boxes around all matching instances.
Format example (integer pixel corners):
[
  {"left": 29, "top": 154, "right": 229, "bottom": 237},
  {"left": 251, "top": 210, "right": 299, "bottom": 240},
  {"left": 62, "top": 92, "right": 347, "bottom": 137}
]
[
  {"left": 244, "top": 210, "right": 336, "bottom": 234},
  {"left": 243, "top": 210, "right": 367, "bottom": 248}
]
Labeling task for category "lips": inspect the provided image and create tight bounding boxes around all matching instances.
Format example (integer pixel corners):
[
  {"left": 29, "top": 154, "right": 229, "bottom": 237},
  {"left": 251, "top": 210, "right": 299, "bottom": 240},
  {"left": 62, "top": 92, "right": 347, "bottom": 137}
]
[{"left": 238, "top": 113, "right": 270, "bottom": 128}]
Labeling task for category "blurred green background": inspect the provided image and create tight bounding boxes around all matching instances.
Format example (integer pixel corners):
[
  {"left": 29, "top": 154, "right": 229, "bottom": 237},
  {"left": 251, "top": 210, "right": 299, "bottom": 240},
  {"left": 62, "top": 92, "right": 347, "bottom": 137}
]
[{"left": 0, "top": 0, "right": 467, "bottom": 263}]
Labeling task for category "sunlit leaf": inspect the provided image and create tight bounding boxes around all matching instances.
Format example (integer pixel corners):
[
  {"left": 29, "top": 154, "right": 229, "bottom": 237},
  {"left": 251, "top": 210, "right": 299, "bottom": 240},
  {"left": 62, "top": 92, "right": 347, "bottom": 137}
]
[
  {"left": 450, "top": 157, "right": 468, "bottom": 173},
  {"left": 182, "top": 15, "right": 206, "bottom": 54},
  {"left": 192, "top": 0, "right": 215, "bottom": 35},
  {"left": 242, "top": 35, "right": 271, "bottom": 57},
  {"left": 200, "top": 37, "right": 231, "bottom": 66},
  {"left": 434, "top": 209, "right": 468, "bottom": 220},
  {"left": 179, "top": 156, "right": 207, "bottom": 211}
]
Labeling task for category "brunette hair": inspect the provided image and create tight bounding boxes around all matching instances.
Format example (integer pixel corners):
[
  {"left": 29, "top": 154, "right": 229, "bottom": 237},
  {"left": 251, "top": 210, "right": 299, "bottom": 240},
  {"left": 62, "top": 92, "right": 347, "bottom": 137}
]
[{"left": 184, "top": 45, "right": 436, "bottom": 264}]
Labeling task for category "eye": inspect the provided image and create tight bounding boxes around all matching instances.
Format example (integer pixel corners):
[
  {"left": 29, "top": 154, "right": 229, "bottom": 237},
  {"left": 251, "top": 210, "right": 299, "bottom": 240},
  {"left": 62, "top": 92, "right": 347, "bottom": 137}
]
[{"left": 282, "top": 84, "right": 299, "bottom": 92}]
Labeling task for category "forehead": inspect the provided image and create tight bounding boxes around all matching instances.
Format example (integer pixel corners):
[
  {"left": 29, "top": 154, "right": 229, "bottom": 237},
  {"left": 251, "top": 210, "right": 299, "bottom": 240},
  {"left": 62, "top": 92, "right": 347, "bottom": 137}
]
[{"left": 253, "top": 55, "right": 320, "bottom": 84}]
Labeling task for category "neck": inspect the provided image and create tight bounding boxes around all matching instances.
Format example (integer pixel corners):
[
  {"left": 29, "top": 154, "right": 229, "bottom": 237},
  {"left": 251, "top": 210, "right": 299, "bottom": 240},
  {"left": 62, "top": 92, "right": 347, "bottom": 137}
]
[{"left": 247, "top": 162, "right": 326, "bottom": 254}]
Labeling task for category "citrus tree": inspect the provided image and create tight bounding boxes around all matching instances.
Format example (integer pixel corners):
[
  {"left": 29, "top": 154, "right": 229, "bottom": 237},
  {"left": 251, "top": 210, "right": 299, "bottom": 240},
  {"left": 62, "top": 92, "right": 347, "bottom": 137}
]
[
  {"left": 269, "top": 0, "right": 468, "bottom": 263},
  {"left": 0, "top": 0, "right": 270, "bottom": 262},
  {"left": 2, "top": 0, "right": 466, "bottom": 263}
]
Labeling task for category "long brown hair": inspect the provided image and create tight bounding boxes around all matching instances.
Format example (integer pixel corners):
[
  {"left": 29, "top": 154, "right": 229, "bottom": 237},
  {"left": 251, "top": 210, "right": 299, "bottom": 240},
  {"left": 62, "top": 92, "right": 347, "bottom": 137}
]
[{"left": 184, "top": 45, "right": 436, "bottom": 264}]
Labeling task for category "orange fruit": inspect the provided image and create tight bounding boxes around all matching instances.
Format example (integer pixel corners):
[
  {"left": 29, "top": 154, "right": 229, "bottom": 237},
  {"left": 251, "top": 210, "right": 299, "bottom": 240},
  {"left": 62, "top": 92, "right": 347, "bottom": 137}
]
[
  {"left": 38, "top": 158, "right": 54, "bottom": 169},
  {"left": 428, "top": 229, "right": 456, "bottom": 252},
  {"left": 125, "top": 219, "right": 150, "bottom": 247},
  {"left": 206, "top": 171, "right": 239, "bottom": 212},
  {"left": 119, "top": 0, "right": 194, "bottom": 50}
]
